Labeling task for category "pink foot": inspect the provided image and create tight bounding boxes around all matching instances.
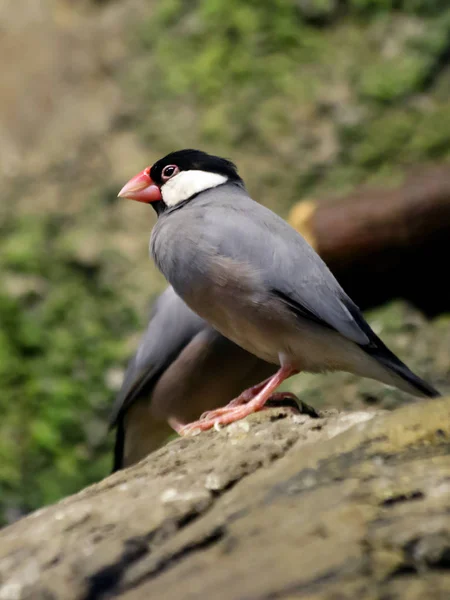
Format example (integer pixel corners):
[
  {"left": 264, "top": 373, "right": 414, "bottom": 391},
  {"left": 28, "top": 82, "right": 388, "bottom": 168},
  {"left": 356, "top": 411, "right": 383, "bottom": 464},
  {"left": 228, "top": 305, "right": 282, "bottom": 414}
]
[
  {"left": 197, "top": 376, "right": 273, "bottom": 421},
  {"left": 198, "top": 391, "right": 301, "bottom": 422},
  {"left": 178, "top": 365, "right": 297, "bottom": 436}
]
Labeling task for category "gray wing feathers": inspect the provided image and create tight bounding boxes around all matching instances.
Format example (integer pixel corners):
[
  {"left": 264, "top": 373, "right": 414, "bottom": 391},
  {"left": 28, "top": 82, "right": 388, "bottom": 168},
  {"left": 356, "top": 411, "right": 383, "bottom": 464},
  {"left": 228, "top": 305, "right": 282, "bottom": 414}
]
[
  {"left": 109, "top": 286, "right": 206, "bottom": 427},
  {"left": 200, "top": 187, "right": 370, "bottom": 346}
]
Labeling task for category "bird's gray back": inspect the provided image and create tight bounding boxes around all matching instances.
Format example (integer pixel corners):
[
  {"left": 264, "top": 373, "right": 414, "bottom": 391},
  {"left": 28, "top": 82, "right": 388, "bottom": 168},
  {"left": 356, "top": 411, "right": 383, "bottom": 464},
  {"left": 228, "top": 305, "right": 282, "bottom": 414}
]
[{"left": 151, "top": 183, "right": 370, "bottom": 351}]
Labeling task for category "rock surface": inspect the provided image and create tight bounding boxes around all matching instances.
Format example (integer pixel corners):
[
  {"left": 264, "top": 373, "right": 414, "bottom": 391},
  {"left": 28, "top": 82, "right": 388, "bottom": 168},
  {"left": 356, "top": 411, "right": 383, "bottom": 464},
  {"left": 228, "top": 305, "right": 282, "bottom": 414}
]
[{"left": 1, "top": 399, "right": 450, "bottom": 599}]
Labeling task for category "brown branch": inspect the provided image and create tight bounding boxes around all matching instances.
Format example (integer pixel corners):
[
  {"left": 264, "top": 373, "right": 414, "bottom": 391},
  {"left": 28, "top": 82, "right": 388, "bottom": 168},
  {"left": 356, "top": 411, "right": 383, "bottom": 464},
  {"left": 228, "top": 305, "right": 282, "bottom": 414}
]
[{"left": 289, "top": 164, "right": 450, "bottom": 315}]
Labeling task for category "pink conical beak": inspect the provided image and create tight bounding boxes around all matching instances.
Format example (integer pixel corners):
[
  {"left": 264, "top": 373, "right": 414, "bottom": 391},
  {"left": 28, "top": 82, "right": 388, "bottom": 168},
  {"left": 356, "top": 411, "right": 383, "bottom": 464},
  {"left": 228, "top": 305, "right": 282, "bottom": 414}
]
[{"left": 118, "top": 168, "right": 162, "bottom": 203}]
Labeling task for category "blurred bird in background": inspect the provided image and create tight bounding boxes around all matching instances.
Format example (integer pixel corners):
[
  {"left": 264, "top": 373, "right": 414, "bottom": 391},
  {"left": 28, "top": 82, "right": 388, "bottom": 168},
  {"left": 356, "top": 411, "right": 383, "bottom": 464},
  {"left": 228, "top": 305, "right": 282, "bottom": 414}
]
[{"left": 110, "top": 286, "right": 310, "bottom": 471}]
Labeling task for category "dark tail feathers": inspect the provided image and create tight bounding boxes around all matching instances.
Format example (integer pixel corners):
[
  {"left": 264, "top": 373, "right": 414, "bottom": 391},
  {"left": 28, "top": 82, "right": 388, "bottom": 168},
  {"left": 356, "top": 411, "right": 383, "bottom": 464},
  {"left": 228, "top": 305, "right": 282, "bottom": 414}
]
[
  {"left": 370, "top": 347, "right": 440, "bottom": 398},
  {"left": 346, "top": 300, "right": 440, "bottom": 399},
  {"left": 112, "top": 418, "right": 125, "bottom": 473}
]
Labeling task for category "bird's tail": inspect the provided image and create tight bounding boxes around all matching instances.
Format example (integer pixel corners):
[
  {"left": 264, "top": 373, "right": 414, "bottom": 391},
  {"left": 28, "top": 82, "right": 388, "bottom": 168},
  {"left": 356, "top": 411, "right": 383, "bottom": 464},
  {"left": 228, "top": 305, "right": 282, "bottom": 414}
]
[
  {"left": 346, "top": 301, "right": 440, "bottom": 398},
  {"left": 367, "top": 345, "right": 440, "bottom": 398},
  {"left": 112, "top": 419, "right": 125, "bottom": 473}
]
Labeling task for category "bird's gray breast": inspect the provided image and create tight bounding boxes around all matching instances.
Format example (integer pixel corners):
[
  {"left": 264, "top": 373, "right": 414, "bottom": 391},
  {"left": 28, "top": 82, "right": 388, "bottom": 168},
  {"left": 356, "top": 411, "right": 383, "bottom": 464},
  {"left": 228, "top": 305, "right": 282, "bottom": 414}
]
[{"left": 150, "top": 204, "right": 278, "bottom": 361}]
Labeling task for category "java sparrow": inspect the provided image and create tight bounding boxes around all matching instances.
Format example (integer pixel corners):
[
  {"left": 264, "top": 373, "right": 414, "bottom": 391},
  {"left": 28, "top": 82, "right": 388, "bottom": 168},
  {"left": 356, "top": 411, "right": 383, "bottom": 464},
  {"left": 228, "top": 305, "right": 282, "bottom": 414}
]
[
  {"left": 118, "top": 149, "right": 440, "bottom": 435},
  {"left": 110, "top": 285, "right": 304, "bottom": 470}
]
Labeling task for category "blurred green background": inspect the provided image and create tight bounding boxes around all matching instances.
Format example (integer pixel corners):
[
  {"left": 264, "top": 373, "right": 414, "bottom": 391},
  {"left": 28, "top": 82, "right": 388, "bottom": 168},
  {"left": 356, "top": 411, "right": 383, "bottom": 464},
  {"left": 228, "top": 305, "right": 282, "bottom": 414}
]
[{"left": 1, "top": 0, "right": 450, "bottom": 525}]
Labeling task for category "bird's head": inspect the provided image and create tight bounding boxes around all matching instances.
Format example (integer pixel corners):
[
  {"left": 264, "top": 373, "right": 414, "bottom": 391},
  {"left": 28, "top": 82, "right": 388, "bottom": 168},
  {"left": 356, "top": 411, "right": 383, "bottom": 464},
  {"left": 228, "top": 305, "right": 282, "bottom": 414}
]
[{"left": 118, "top": 149, "right": 243, "bottom": 213}]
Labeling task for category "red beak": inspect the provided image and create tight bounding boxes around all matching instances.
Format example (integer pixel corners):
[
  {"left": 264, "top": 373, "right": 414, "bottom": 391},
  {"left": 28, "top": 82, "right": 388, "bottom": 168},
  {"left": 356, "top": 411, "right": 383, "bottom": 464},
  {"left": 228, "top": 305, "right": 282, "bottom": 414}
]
[{"left": 118, "top": 167, "right": 162, "bottom": 203}]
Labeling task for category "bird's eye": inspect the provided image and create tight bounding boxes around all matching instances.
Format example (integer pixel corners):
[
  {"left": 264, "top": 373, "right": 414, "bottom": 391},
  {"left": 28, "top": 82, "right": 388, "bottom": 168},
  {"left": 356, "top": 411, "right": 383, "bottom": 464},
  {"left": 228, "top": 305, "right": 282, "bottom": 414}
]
[{"left": 162, "top": 165, "right": 179, "bottom": 180}]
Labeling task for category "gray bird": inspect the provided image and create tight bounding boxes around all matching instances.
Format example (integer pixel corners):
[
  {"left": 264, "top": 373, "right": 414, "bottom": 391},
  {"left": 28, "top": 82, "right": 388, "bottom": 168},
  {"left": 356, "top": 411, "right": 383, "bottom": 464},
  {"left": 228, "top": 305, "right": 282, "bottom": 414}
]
[
  {"left": 118, "top": 149, "right": 439, "bottom": 435},
  {"left": 110, "top": 285, "right": 300, "bottom": 470}
]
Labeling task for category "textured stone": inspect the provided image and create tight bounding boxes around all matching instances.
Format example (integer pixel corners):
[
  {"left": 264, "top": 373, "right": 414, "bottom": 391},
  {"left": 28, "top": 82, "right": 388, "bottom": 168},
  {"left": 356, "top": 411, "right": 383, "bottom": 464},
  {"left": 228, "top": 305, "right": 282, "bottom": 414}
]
[{"left": 1, "top": 399, "right": 450, "bottom": 599}]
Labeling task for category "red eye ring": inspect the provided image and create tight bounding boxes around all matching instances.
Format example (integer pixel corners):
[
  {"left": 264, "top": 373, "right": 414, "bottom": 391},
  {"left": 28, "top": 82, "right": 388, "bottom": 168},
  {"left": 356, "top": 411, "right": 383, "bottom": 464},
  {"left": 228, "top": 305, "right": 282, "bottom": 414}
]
[{"left": 161, "top": 165, "right": 179, "bottom": 181}]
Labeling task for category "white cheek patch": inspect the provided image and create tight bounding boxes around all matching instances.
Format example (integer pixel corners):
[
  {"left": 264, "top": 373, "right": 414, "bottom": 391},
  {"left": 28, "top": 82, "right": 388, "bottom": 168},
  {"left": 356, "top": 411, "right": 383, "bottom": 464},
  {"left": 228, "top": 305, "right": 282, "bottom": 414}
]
[{"left": 161, "top": 170, "right": 227, "bottom": 207}]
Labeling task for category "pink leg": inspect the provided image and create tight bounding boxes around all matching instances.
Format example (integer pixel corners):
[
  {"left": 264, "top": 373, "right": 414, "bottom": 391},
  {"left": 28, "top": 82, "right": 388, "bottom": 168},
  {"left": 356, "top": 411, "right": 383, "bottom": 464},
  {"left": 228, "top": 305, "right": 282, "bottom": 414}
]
[
  {"left": 227, "top": 376, "right": 273, "bottom": 405},
  {"left": 205, "top": 391, "right": 302, "bottom": 419},
  {"left": 169, "top": 391, "right": 301, "bottom": 434},
  {"left": 197, "top": 376, "right": 273, "bottom": 421},
  {"left": 178, "top": 365, "right": 297, "bottom": 436}
]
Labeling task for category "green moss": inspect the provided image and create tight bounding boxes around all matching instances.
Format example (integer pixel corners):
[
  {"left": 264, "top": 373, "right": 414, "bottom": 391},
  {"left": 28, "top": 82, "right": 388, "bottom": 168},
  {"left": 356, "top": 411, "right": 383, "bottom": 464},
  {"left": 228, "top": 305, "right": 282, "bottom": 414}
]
[
  {"left": 348, "top": 0, "right": 450, "bottom": 17},
  {"left": 129, "top": 1, "right": 450, "bottom": 207},
  {"left": 349, "top": 110, "right": 417, "bottom": 167},
  {"left": 409, "top": 104, "right": 450, "bottom": 159},
  {"left": 0, "top": 214, "right": 138, "bottom": 524},
  {"left": 358, "top": 55, "right": 430, "bottom": 103},
  {"left": 3, "top": 0, "right": 450, "bottom": 523}
]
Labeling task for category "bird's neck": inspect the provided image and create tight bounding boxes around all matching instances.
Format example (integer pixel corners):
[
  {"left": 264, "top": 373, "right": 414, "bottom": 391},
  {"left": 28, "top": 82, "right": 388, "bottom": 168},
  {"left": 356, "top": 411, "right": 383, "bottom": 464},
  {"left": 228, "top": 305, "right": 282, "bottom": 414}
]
[{"left": 151, "top": 200, "right": 168, "bottom": 216}]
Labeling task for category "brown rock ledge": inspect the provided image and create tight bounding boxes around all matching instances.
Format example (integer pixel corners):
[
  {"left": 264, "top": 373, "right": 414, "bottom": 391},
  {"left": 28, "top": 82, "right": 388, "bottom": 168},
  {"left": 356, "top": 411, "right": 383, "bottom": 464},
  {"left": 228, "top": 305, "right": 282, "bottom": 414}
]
[{"left": 1, "top": 399, "right": 450, "bottom": 600}]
